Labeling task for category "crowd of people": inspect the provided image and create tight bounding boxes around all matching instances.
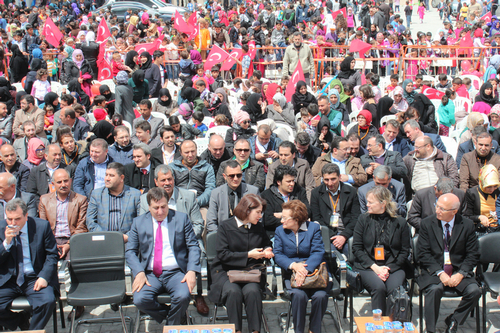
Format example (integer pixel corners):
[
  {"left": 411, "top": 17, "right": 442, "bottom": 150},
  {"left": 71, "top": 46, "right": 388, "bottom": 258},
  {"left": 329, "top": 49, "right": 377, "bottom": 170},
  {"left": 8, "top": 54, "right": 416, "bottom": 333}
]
[{"left": 0, "top": 0, "right": 499, "bottom": 333}]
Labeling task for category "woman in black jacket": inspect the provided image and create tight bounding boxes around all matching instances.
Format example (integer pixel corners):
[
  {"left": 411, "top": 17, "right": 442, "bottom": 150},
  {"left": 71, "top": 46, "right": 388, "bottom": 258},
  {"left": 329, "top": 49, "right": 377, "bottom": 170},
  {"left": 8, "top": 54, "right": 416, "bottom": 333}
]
[
  {"left": 352, "top": 186, "right": 410, "bottom": 315},
  {"left": 243, "top": 92, "right": 267, "bottom": 124},
  {"left": 291, "top": 80, "right": 317, "bottom": 115},
  {"left": 63, "top": 49, "right": 94, "bottom": 84},
  {"left": 208, "top": 194, "right": 273, "bottom": 333},
  {"left": 225, "top": 110, "right": 256, "bottom": 151},
  {"left": 202, "top": 92, "right": 233, "bottom": 125},
  {"left": 9, "top": 44, "right": 29, "bottom": 83}
]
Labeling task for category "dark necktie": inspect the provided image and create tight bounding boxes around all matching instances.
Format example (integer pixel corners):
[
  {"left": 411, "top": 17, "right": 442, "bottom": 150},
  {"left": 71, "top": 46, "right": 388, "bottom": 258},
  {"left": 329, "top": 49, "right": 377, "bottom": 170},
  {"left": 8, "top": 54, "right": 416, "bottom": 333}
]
[
  {"left": 229, "top": 190, "right": 236, "bottom": 213},
  {"left": 444, "top": 223, "right": 453, "bottom": 276},
  {"left": 16, "top": 233, "right": 24, "bottom": 286}
]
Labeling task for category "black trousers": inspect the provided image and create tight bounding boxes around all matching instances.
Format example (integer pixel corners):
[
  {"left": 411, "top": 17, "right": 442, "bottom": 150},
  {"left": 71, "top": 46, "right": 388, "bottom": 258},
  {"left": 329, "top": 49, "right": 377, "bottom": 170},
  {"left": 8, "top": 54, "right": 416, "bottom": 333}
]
[
  {"left": 424, "top": 282, "right": 481, "bottom": 332},
  {"left": 359, "top": 269, "right": 406, "bottom": 315},
  {"left": 221, "top": 280, "right": 262, "bottom": 332},
  {"left": 0, "top": 275, "right": 55, "bottom": 330}
]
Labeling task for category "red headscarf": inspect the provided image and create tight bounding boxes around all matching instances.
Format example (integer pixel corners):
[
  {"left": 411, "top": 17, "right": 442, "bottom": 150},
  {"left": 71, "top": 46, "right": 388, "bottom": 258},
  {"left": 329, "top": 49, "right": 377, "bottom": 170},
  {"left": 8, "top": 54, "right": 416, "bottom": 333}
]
[
  {"left": 265, "top": 83, "right": 282, "bottom": 105},
  {"left": 358, "top": 110, "right": 372, "bottom": 130},
  {"left": 27, "top": 137, "right": 45, "bottom": 166}
]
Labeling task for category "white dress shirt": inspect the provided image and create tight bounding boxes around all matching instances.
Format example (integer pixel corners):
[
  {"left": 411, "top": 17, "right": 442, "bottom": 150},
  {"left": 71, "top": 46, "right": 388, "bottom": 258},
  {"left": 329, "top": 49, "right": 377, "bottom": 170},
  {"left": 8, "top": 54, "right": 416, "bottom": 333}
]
[{"left": 148, "top": 216, "right": 180, "bottom": 272}]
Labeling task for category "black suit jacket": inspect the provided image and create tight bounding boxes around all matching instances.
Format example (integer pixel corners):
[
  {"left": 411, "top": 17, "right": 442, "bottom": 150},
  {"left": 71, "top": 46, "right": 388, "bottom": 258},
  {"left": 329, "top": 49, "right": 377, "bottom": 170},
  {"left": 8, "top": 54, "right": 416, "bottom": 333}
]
[
  {"left": 360, "top": 150, "right": 408, "bottom": 180},
  {"left": 150, "top": 146, "right": 182, "bottom": 165},
  {"left": 124, "top": 159, "right": 160, "bottom": 193},
  {"left": 407, "top": 186, "right": 466, "bottom": 231},
  {"left": 310, "top": 182, "right": 360, "bottom": 239},
  {"left": 417, "top": 214, "right": 479, "bottom": 291},
  {"left": 0, "top": 217, "right": 58, "bottom": 288}
]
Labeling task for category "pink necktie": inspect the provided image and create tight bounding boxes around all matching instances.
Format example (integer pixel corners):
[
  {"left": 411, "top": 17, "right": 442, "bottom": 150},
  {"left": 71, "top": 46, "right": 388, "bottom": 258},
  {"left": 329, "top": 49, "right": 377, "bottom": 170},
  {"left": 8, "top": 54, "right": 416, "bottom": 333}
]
[{"left": 153, "top": 220, "right": 163, "bottom": 277}]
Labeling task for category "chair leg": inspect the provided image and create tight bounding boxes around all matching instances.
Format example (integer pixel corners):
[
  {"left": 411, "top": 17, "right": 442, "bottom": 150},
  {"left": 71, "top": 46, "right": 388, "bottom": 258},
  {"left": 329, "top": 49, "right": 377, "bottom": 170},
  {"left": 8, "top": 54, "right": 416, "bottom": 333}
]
[
  {"left": 69, "top": 308, "right": 76, "bottom": 333},
  {"left": 212, "top": 304, "right": 218, "bottom": 324},
  {"left": 133, "top": 309, "right": 141, "bottom": 333},
  {"left": 58, "top": 298, "right": 65, "bottom": 329},
  {"left": 118, "top": 304, "right": 129, "bottom": 333},
  {"left": 285, "top": 300, "right": 292, "bottom": 333},
  {"left": 483, "top": 290, "right": 487, "bottom": 333},
  {"left": 333, "top": 300, "right": 344, "bottom": 333},
  {"left": 53, "top": 306, "right": 58, "bottom": 333},
  {"left": 419, "top": 290, "right": 423, "bottom": 333},
  {"left": 349, "top": 289, "right": 353, "bottom": 333},
  {"left": 343, "top": 289, "right": 348, "bottom": 319},
  {"left": 476, "top": 301, "right": 480, "bottom": 333},
  {"left": 262, "top": 313, "right": 270, "bottom": 333}
]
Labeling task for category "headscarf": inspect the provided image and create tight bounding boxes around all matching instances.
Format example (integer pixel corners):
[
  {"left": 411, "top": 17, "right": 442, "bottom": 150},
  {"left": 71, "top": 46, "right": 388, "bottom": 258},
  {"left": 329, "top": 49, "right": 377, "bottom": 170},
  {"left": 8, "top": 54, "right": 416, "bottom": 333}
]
[
  {"left": 30, "top": 58, "right": 43, "bottom": 71},
  {"left": 141, "top": 12, "right": 150, "bottom": 25},
  {"left": 91, "top": 120, "right": 115, "bottom": 145},
  {"left": 328, "top": 88, "right": 341, "bottom": 109},
  {"left": 116, "top": 71, "right": 129, "bottom": 85},
  {"left": 490, "top": 55, "right": 500, "bottom": 71},
  {"left": 472, "top": 101, "right": 492, "bottom": 115},
  {"left": 265, "top": 83, "right": 281, "bottom": 105},
  {"left": 358, "top": 109, "right": 372, "bottom": 130},
  {"left": 477, "top": 82, "right": 499, "bottom": 107},
  {"left": 330, "top": 79, "right": 349, "bottom": 103},
  {"left": 77, "top": 31, "right": 86, "bottom": 42},
  {"left": 234, "top": 110, "right": 251, "bottom": 124},
  {"left": 337, "top": 56, "right": 356, "bottom": 80},
  {"left": 125, "top": 50, "right": 138, "bottom": 69},
  {"left": 204, "top": 92, "right": 222, "bottom": 112},
  {"left": 9, "top": 44, "right": 23, "bottom": 66},
  {"left": 93, "top": 108, "right": 108, "bottom": 122},
  {"left": 85, "top": 31, "right": 95, "bottom": 45},
  {"left": 140, "top": 52, "right": 152, "bottom": 70},
  {"left": 32, "top": 48, "right": 43, "bottom": 60},
  {"left": 245, "top": 93, "right": 263, "bottom": 118},
  {"left": 466, "top": 112, "right": 485, "bottom": 130},
  {"left": 402, "top": 79, "right": 417, "bottom": 104},
  {"left": 67, "top": 78, "right": 90, "bottom": 109},
  {"left": 72, "top": 49, "right": 84, "bottom": 68},
  {"left": 479, "top": 164, "right": 500, "bottom": 192},
  {"left": 99, "top": 85, "right": 113, "bottom": 100},
  {"left": 490, "top": 104, "right": 500, "bottom": 128},
  {"left": 178, "top": 103, "right": 194, "bottom": 120},
  {"left": 214, "top": 88, "right": 228, "bottom": 105},
  {"left": 129, "top": 15, "right": 139, "bottom": 27},
  {"left": 44, "top": 92, "right": 60, "bottom": 110},
  {"left": 181, "top": 87, "right": 201, "bottom": 102},
  {"left": 27, "top": 137, "right": 45, "bottom": 165},
  {"left": 158, "top": 88, "right": 172, "bottom": 107},
  {"left": 80, "top": 15, "right": 89, "bottom": 27},
  {"left": 376, "top": 96, "right": 394, "bottom": 125},
  {"left": 132, "top": 69, "right": 145, "bottom": 86},
  {"left": 65, "top": 45, "right": 74, "bottom": 59},
  {"left": 273, "top": 93, "right": 287, "bottom": 109}
]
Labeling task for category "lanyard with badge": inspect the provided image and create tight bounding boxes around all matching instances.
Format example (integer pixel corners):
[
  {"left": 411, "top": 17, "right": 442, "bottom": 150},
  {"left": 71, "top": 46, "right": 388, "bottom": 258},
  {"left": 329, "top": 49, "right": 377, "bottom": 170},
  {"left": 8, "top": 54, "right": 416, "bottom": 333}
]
[
  {"left": 374, "top": 223, "right": 387, "bottom": 261},
  {"left": 329, "top": 193, "right": 340, "bottom": 228}
]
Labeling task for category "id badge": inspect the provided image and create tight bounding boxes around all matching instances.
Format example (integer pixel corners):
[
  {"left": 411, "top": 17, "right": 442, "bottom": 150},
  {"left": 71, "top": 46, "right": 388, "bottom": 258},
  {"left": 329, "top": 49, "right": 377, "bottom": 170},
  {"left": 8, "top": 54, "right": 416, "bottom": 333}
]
[
  {"left": 49, "top": 183, "right": 56, "bottom": 193},
  {"left": 374, "top": 245, "right": 385, "bottom": 260},
  {"left": 444, "top": 251, "right": 451, "bottom": 265},
  {"left": 330, "top": 213, "right": 339, "bottom": 228}
]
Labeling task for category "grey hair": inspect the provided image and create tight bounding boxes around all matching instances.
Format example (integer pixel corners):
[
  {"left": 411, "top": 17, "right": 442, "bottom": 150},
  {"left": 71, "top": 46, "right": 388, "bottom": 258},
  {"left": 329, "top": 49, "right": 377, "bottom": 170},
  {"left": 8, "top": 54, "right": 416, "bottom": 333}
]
[
  {"left": 133, "top": 143, "right": 152, "bottom": 156},
  {"left": 5, "top": 198, "right": 28, "bottom": 215},
  {"left": 154, "top": 164, "right": 174, "bottom": 180},
  {"left": 373, "top": 165, "right": 392, "bottom": 179},
  {"left": 45, "top": 143, "right": 60, "bottom": 155},
  {"left": 403, "top": 119, "right": 420, "bottom": 130},
  {"left": 366, "top": 186, "right": 398, "bottom": 218},
  {"left": 50, "top": 169, "right": 70, "bottom": 183},
  {"left": 435, "top": 177, "right": 455, "bottom": 194}
]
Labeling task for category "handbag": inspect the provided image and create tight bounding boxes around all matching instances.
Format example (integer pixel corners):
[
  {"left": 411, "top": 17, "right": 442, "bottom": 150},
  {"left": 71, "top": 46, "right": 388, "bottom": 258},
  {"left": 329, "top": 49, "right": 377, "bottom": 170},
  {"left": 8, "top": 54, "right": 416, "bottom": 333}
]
[
  {"left": 386, "top": 285, "right": 412, "bottom": 322},
  {"left": 346, "top": 264, "right": 363, "bottom": 293},
  {"left": 227, "top": 264, "right": 265, "bottom": 284},
  {"left": 291, "top": 262, "right": 328, "bottom": 289}
]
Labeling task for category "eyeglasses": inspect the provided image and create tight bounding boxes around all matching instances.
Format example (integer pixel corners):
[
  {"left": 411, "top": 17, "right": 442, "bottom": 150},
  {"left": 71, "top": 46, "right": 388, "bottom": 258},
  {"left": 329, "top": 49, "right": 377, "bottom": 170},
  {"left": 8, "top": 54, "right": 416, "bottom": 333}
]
[
  {"left": 414, "top": 145, "right": 428, "bottom": 150},
  {"left": 435, "top": 204, "right": 456, "bottom": 212},
  {"left": 242, "top": 120, "right": 251, "bottom": 124},
  {"left": 235, "top": 149, "right": 250, "bottom": 153},
  {"left": 226, "top": 173, "right": 243, "bottom": 179},
  {"left": 281, "top": 216, "right": 294, "bottom": 222},
  {"left": 35, "top": 148, "right": 45, "bottom": 152}
]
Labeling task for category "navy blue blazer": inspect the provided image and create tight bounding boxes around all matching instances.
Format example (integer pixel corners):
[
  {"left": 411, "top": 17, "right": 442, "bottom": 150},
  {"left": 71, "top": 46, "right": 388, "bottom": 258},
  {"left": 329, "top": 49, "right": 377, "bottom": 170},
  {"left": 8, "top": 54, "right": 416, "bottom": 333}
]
[
  {"left": 392, "top": 137, "right": 412, "bottom": 158},
  {"left": 273, "top": 221, "right": 325, "bottom": 279},
  {"left": 408, "top": 133, "right": 447, "bottom": 154},
  {"left": 125, "top": 211, "right": 201, "bottom": 278}
]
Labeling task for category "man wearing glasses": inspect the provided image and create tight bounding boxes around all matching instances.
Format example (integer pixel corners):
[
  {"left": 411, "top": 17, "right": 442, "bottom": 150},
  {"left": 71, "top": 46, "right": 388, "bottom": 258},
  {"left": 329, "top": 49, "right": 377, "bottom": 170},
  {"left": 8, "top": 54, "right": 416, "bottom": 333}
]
[
  {"left": 216, "top": 139, "right": 266, "bottom": 192},
  {"left": 403, "top": 136, "right": 459, "bottom": 194},
  {"left": 206, "top": 160, "right": 259, "bottom": 233}
]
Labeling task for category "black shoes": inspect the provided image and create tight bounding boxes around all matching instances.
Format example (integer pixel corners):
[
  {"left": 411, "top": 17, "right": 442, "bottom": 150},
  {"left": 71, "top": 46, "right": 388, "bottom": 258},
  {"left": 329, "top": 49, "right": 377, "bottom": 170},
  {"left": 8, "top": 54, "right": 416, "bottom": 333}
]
[
  {"left": 445, "top": 314, "right": 459, "bottom": 333},
  {"left": 18, "top": 311, "right": 30, "bottom": 331}
]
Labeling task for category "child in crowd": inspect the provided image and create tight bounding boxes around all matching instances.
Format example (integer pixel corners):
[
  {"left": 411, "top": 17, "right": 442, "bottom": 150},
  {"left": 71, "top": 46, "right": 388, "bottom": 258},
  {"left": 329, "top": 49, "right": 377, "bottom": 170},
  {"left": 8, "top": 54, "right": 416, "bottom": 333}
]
[
  {"left": 210, "top": 66, "right": 224, "bottom": 91},
  {"left": 418, "top": 1, "right": 426, "bottom": 23},
  {"left": 437, "top": 90, "right": 456, "bottom": 136},
  {"left": 195, "top": 80, "right": 210, "bottom": 100},
  {"left": 179, "top": 50, "right": 196, "bottom": 81},
  {"left": 192, "top": 111, "right": 208, "bottom": 135},
  {"left": 367, "top": 73, "right": 382, "bottom": 102},
  {"left": 193, "top": 64, "right": 215, "bottom": 86},
  {"left": 44, "top": 53, "right": 58, "bottom": 79},
  {"left": 44, "top": 104, "right": 54, "bottom": 135},
  {"left": 214, "top": 114, "right": 230, "bottom": 126},
  {"left": 111, "top": 51, "right": 132, "bottom": 77},
  {"left": 31, "top": 69, "right": 51, "bottom": 105},
  {"left": 386, "top": 74, "right": 399, "bottom": 94},
  {"left": 435, "top": 74, "right": 452, "bottom": 91}
]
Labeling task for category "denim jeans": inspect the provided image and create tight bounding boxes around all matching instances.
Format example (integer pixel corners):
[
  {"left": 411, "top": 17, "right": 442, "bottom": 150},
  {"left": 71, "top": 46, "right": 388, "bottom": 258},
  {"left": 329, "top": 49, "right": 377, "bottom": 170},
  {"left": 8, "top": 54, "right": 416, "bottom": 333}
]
[{"left": 167, "top": 63, "right": 180, "bottom": 80}]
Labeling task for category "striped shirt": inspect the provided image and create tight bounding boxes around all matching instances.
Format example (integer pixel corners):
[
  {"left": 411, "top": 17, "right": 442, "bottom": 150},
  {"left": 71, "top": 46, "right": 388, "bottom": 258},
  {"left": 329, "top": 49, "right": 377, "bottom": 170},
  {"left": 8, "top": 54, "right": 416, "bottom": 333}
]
[
  {"left": 54, "top": 196, "right": 71, "bottom": 238},
  {"left": 108, "top": 190, "right": 125, "bottom": 231}
]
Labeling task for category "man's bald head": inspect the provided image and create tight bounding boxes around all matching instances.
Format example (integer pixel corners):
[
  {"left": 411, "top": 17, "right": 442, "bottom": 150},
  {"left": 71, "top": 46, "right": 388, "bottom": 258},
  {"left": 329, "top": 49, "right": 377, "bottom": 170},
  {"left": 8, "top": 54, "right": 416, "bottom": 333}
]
[
  {"left": 0, "top": 145, "right": 17, "bottom": 169},
  {"left": 436, "top": 193, "right": 460, "bottom": 222},
  {"left": 208, "top": 134, "right": 226, "bottom": 160},
  {"left": 0, "top": 172, "right": 17, "bottom": 201}
]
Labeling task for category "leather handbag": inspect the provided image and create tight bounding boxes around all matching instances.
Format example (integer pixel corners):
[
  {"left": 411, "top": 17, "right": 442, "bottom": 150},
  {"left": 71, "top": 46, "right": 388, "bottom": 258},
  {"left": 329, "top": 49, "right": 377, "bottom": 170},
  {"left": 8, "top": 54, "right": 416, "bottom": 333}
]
[
  {"left": 291, "top": 262, "right": 328, "bottom": 289},
  {"left": 227, "top": 264, "right": 265, "bottom": 283},
  {"left": 346, "top": 264, "right": 363, "bottom": 293}
]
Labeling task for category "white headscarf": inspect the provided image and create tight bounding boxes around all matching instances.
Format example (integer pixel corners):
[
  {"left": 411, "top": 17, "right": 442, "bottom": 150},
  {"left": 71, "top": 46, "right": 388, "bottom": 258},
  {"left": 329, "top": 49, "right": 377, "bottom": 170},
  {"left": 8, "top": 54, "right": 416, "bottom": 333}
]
[{"left": 85, "top": 31, "right": 95, "bottom": 45}]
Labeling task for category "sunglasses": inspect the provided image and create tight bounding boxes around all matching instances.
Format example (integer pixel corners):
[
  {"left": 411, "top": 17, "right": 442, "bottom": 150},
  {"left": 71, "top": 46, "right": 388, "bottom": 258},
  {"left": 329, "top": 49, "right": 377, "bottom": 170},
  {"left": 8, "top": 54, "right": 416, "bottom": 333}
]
[
  {"left": 226, "top": 173, "right": 243, "bottom": 179},
  {"left": 235, "top": 149, "right": 250, "bottom": 153}
]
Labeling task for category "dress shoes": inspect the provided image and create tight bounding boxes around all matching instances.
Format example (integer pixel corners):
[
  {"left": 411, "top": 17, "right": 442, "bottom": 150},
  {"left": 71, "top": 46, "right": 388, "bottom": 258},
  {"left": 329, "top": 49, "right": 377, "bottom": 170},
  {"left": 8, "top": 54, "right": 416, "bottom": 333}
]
[
  {"left": 445, "top": 314, "right": 459, "bottom": 333},
  {"left": 194, "top": 296, "right": 209, "bottom": 315},
  {"left": 18, "top": 311, "right": 30, "bottom": 331}
]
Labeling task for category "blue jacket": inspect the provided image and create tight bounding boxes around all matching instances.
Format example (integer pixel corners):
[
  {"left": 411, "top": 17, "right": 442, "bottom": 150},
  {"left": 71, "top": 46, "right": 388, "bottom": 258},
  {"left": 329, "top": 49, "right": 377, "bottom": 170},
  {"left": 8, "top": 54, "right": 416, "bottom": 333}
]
[
  {"left": 86, "top": 185, "right": 141, "bottom": 234},
  {"left": 73, "top": 155, "right": 114, "bottom": 197},
  {"left": 273, "top": 221, "right": 325, "bottom": 279},
  {"left": 296, "top": 4, "right": 310, "bottom": 22},
  {"left": 108, "top": 142, "right": 134, "bottom": 166},
  {"left": 248, "top": 133, "right": 283, "bottom": 160},
  {"left": 169, "top": 159, "right": 216, "bottom": 207}
]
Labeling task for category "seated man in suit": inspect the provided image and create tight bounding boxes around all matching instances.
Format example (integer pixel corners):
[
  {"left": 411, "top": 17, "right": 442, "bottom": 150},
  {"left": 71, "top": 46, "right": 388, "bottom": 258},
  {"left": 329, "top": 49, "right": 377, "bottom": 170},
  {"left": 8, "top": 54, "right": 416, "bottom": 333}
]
[
  {"left": 295, "top": 132, "right": 321, "bottom": 168},
  {"left": 126, "top": 187, "right": 201, "bottom": 325},
  {"left": 418, "top": 193, "right": 480, "bottom": 333},
  {"left": 151, "top": 126, "right": 181, "bottom": 165},
  {"left": 86, "top": 162, "right": 141, "bottom": 241},
  {"left": 207, "top": 160, "right": 260, "bottom": 234},
  {"left": 261, "top": 165, "right": 309, "bottom": 234},
  {"left": 108, "top": 126, "right": 134, "bottom": 166},
  {"left": 124, "top": 143, "right": 160, "bottom": 194},
  {"left": 266, "top": 141, "right": 315, "bottom": 201},
  {"left": 0, "top": 199, "right": 58, "bottom": 331},
  {"left": 456, "top": 125, "right": 500, "bottom": 168},
  {"left": 358, "top": 165, "right": 407, "bottom": 216},
  {"left": 383, "top": 119, "right": 412, "bottom": 158},
  {"left": 132, "top": 99, "right": 164, "bottom": 143},
  {"left": 0, "top": 172, "right": 37, "bottom": 218},
  {"left": 132, "top": 120, "right": 162, "bottom": 149},
  {"left": 310, "top": 163, "right": 360, "bottom": 252},
  {"left": 408, "top": 178, "right": 466, "bottom": 232},
  {"left": 0, "top": 144, "right": 30, "bottom": 192},
  {"left": 360, "top": 135, "right": 408, "bottom": 181},
  {"left": 459, "top": 132, "right": 500, "bottom": 190},
  {"left": 403, "top": 119, "right": 447, "bottom": 153}
]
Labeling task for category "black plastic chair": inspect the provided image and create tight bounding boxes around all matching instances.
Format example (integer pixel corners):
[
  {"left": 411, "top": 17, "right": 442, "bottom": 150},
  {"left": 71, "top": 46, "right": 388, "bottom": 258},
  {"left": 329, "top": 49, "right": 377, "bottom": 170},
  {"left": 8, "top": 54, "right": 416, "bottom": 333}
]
[
  {"left": 66, "top": 232, "right": 132, "bottom": 333},
  {"left": 411, "top": 235, "right": 480, "bottom": 333},
  {"left": 8, "top": 293, "right": 65, "bottom": 333},
  {"left": 476, "top": 232, "right": 500, "bottom": 333}
]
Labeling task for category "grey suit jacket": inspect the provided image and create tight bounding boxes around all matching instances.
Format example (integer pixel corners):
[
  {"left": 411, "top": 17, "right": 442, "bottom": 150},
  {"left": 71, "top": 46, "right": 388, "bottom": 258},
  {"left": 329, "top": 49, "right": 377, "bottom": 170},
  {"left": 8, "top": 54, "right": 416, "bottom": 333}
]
[
  {"left": 132, "top": 116, "right": 164, "bottom": 141},
  {"left": 125, "top": 210, "right": 201, "bottom": 278},
  {"left": 0, "top": 190, "right": 38, "bottom": 218},
  {"left": 206, "top": 183, "right": 260, "bottom": 233},
  {"left": 139, "top": 187, "right": 204, "bottom": 239},
  {"left": 358, "top": 179, "right": 407, "bottom": 217}
]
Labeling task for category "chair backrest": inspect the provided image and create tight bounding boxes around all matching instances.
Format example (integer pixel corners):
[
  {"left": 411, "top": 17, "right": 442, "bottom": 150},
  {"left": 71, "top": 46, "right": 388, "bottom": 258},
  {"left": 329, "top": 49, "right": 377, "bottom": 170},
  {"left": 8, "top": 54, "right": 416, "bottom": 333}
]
[
  {"left": 194, "top": 138, "right": 209, "bottom": 156},
  {"left": 69, "top": 232, "right": 125, "bottom": 283},
  {"left": 346, "top": 121, "right": 358, "bottom": 134},
  {"left": 430, "top": 99, "right": 442, "bottom": 114},
  {"left": 320, "top": 226, "right": 331, "bottom": 255},
  {"left": 411, "top": 235, "right": 419, "bottom": 265},
  {"left": 456, "top": 96, "right": 472, "bottom": 113},
  {"left": 347, "top": 237, "right": 355, "bottom": 264},
  {"left": 202, "top": 116, "right": 214, "bottom": 127},
  {"left": 460, "top": 75, "right": 482, "bottom": 91},
  {"left": 99, "top": 79, "right": 116, "bottom": 93},
  {"left": 205, "top": 125, "right": 231, "bottom": 139},
  {"left": 380, "top": 115, "right": 397, "bottom": 128},
  {"left": 152, "top": 112, "right": 168, "bottom": 124},
  {"left": 440, "top": 136, "right": 458, "bottom": 160},
  {"left": 12, "top": 82, "right": 24, "bottom": 92},
  {"left": 478, "top": 232, "right": 500, "bottom": 264},
  {"left": 349, "top": 110, "right": 360, "bottom": 123},
  {"left": 122, "top": 120, "right": 132, "bottom": 134},
  {"left": 150, "top": 98, "right": 158, "bottom": 106},
  {"left": 274, "top": 124, "right": 294, "bottom": 142},
  {"left": 206, "top": 231, "right": 218, "bottom": 262}
]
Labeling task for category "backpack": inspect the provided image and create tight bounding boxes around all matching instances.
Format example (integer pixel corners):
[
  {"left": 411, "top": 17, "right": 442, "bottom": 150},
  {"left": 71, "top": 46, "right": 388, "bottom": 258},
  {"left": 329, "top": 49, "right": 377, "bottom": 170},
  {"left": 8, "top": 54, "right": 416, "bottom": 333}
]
[
  {"left": 284, "top": 9, "right": 295, "bottom": 22},
  {"left": 386, "top": 286, "right": 412, "bottom": 322},
  {"left": 59, "top": 59, "right": 73, "bottom": 85}
]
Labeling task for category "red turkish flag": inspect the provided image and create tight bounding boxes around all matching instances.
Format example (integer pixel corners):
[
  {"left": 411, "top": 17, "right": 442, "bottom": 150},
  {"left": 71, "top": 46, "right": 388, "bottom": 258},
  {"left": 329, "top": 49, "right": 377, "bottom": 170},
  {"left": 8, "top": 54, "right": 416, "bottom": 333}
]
[
  {"left": 135, "top": 41, "right": 159, "bottom": 55},
  {"left": 96, "top": 19, "right": 111, "bottom": 43},
  {"left": 248, "top": 41, "right": 257, "bottom": 59},
  {"left": 285, "top": 60, "right": 306, "bottom": 102},
  {"left": 174, "top": 11, "right": 194, "bottom": 34},
  {"left": 481, "top": 12, "right": 492, "bottom": 23},
  {"left": 97, "top": 41, "right": 112, "bottom": 80},
  {"left": 350, "top": 39, "right": 371, "bottom": 58},
  {"left": 204, "top": 45, "right": 230, "bottom": 71},
  {"left": 421, "top": 85, "right": 445, "bottom": 100},
  {"left": 188, "top": 12, "right": 197, "bottom": 26},
  {"left": 221, "top": 49, "right": 243, "bottom": 71},
  {"left": 188, "top": 24, "right": 200, "bottom": 41},
  {"left": 331, "top": 8, "right": 347, "bottom": 20},
  {"left": 43, "top": 17, "right": 63, "bottom": 47}
]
